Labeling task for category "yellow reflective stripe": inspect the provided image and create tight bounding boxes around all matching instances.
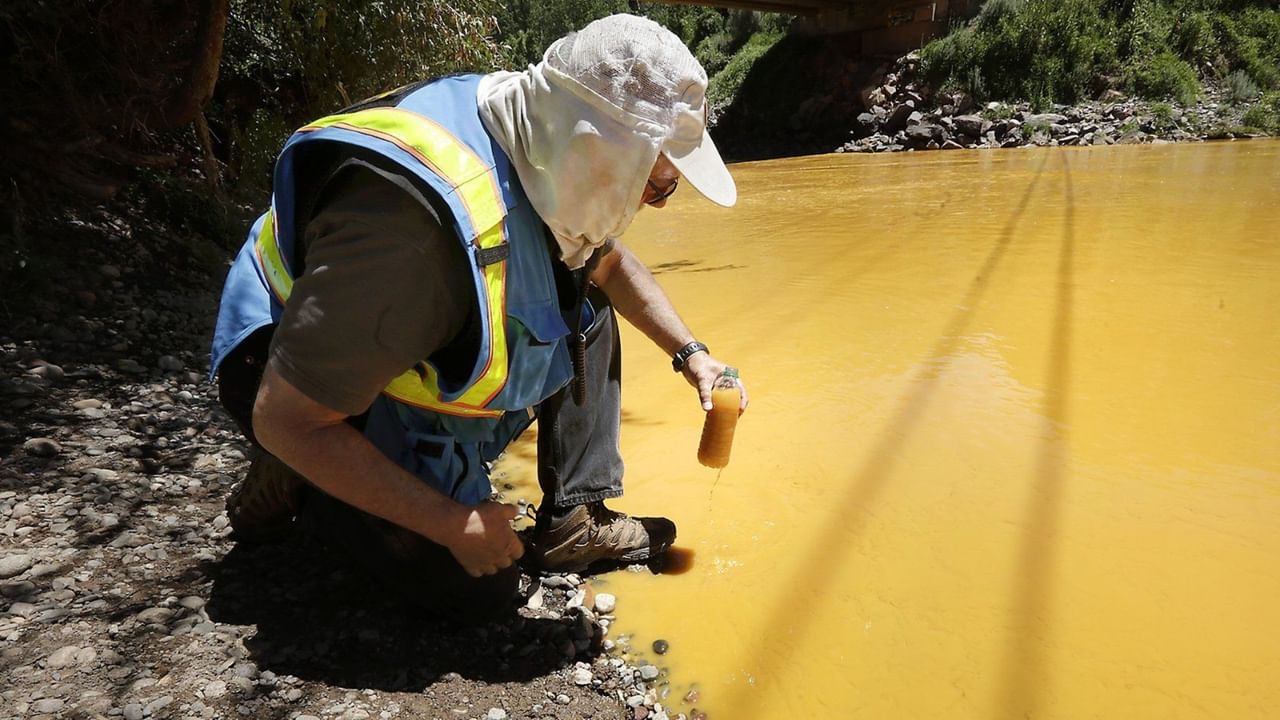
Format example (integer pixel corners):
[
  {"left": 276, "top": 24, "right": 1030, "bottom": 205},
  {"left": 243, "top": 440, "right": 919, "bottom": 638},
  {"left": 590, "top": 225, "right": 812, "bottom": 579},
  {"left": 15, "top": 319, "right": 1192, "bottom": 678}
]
[
  {"left": 462, "top": 223, "right": 509, "bottom": 406},
  {"left": 253, "top": 210, "right": 292, "bottom": 304},
  {"left": 300, "top": 108, "right": 504, "bottom": 235},
  {"left": 384, "top": 369, "right": 503, "bottom": 418},
  {"left": 296, "top": 106, "right": 512, "bottom": 415}
]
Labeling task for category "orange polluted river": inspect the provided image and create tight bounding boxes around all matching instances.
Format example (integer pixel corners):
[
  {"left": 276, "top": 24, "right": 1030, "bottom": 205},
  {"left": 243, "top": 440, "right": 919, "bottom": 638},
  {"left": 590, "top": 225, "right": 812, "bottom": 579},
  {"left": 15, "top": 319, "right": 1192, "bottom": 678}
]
[{"left": 499, "top": 141, "right": 1280, "bottom": 719}]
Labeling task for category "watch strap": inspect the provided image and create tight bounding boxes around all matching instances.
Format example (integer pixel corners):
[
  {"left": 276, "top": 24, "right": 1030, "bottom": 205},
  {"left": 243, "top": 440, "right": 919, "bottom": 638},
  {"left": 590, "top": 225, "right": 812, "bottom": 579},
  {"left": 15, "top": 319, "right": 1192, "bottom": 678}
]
[{"left": 672, "top": 341, "right": 709, "bottom": 372}]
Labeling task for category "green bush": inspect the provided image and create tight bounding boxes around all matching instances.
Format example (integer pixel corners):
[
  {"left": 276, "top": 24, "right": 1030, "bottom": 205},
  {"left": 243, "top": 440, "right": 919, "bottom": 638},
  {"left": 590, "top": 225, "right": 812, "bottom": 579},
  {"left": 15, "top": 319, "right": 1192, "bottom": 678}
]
[
  {"left": 1241, "top": 91, "right": 1280, "bottom": 132},
  {"left": 1126, "top": 50, "right": 1200, "bottom": 103},
  {"left": 696, "top": 32, "right": 736, "bottom": 77},
  {"left": 1172, "top": 11, "right": 1218, "bottom": 66},
  {"left": 1149, "top": 100, "right": 1178, "bottom": 131},
  {"left": 977, "top": 0, "right": 1027, "bottom": 28},
  {"left": 1214, "top": 10, "right": 1280, "bottom": 89},
  {"left": 220, "top": 0, "right": 507, "bottom": 196},
  {"left": 1225, "top": 69, "right": 1260, "bottom": 103},
  {"left": 922, "top": 0, "right": 1120, "bottom": 106},
  {"left": 925, "top": 1, "right": 1280, "bottom": 107},
  {"left": 707, "top": 31, "right": 786, "bottom": 111}
]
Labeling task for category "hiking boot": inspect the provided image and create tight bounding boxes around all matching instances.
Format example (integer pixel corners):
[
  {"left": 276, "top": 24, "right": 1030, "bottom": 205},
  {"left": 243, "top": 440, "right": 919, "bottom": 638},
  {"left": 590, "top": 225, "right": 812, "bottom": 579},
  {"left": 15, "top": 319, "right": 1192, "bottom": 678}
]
[
  {"left": 529, "top": 502, "right": 676, "bottom": 573},
  {"left": 226, "top": 451, "right": 304, "bottom": 543}
]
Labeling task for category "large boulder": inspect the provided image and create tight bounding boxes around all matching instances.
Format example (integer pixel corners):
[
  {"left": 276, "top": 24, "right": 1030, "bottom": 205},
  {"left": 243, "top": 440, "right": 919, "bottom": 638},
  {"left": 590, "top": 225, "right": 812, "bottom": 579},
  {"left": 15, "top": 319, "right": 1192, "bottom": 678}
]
[
  {"left": 881, "top": 101, "right": 916, "bottom": 135},
  {"left": 953, "top": 114, "right": 986, "bottom": 137},
  {"left": 854, "top": 112, "right": 878, "bottom": 138},
  {"left": 904, "top": 122, "right": 946, "bottom": 148}
]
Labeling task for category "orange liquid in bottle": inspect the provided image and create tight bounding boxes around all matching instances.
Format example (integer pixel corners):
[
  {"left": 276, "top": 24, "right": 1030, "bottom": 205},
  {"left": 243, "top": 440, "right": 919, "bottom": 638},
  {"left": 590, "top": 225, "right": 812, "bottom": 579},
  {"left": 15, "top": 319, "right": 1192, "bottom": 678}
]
[{"left": 698, "top": 381, "right": 741, "bottom": 469}]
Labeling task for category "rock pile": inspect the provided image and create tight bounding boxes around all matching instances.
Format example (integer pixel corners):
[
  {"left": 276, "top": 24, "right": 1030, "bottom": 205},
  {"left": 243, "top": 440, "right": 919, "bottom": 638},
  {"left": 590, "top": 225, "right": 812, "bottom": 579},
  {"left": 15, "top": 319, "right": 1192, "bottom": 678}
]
[{"left": 838, "top": 51, "right": 1266, "bottom": 154}]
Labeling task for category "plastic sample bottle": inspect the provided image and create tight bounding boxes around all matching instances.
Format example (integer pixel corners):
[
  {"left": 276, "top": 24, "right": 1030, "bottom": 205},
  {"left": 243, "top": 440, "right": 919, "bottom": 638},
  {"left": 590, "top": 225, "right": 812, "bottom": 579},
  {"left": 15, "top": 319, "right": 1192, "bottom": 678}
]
[{"left": 698, "top": 368, "right": 741, "bottom": 469}]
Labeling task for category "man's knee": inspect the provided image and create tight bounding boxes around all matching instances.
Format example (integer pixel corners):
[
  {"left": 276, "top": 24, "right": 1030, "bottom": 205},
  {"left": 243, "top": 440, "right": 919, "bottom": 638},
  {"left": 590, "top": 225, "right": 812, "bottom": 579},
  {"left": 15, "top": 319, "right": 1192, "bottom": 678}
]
[{"left": 300, "top": 492, "right": 521, "bottom": 621}]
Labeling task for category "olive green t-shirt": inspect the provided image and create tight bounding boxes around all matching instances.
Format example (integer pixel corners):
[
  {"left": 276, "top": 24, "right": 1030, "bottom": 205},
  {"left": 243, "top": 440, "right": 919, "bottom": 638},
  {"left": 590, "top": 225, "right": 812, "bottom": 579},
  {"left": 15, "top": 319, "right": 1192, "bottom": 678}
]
[{"left": 266, "top": 160, "right": 479, "bottom": 416}]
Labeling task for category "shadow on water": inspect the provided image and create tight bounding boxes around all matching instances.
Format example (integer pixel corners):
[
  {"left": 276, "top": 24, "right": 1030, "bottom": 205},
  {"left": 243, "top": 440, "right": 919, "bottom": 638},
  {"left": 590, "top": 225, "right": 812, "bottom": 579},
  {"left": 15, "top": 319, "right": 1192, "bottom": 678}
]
[
  {"left": 650, "top": 546, "right": 696, "bottom": 575},
  {"left": 722, "top": 153, "right": 1053, "bottom": 718},
  {"left": 649, "top": 259, "right": 746, "bottom": 275},
  {"left": 203, "top": 534, "right": 577, "bottom": 691},
  {"left": 994, "top": 153, "right": 1075, "bottom": 717}
]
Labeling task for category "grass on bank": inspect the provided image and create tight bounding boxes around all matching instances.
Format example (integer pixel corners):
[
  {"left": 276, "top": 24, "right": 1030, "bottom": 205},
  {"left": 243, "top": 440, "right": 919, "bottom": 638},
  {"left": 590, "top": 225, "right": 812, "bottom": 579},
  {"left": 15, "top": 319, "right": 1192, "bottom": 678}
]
[{"left": 922, "top": 0, "right": 1280, "bottom": 110}]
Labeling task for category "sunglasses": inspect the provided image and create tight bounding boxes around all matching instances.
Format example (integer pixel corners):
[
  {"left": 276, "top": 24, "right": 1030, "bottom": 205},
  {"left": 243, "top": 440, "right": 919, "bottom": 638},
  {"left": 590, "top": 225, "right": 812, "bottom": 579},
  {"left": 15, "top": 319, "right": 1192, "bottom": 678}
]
[{"left": 644, "top": 176, "right": 679, "bottom": 205}]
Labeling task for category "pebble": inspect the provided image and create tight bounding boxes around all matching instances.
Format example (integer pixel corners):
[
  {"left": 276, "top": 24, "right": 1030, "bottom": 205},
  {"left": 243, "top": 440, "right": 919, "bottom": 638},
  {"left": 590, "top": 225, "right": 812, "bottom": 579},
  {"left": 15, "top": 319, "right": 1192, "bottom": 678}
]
[
  {"left": 144, "top": 695, "right": 174, "bottom": 715},
  {"left": 45, "top": 644, "right": 82, "bottom": 668},
  {"left": 21, "top": 438, "right": 61, "bottom": 458},
  {"left": 123, "top": 703, "right": 144, "bottom": 720},
  {"left": 0, "top": 554, "right": 34, "bottom": 579},
  {"left": 555, "top": 694, "right": 571, "bottom": 705},
  {"left": 204, "top": 680, "right": 227, "bottom": 698},
  {"left": 639, "top": 664, "right": 661, "bottom": 681},
  {"left": 571, "top": 666, "right": 593, "bottom": 685},
  {"left": 136, "top": 607, "right": 175, "bottom": 624},
  {"left": 32, "top": 698, "right": 65, "bottom": 713},
  {"left": 486, "top": 709, "right": 508, "bottom": 720},
  {"left": 652, "top": 639, "right": 669, "bottom": 655},
  {"left": 594, "top": 592, "right": 616, "bottom": 613}
]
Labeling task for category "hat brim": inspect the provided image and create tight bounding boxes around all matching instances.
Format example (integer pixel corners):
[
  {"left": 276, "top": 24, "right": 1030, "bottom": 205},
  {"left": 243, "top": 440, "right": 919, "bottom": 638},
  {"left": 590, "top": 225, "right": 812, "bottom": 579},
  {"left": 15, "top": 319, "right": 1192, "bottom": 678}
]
[{"left": 664, "top": 128, "right": 736, "bottom": 207}]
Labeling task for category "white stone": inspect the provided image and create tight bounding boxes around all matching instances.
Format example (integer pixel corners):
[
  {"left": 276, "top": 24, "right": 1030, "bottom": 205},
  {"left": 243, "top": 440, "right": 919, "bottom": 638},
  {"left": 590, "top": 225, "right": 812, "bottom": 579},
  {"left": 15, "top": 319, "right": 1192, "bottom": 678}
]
[
  {"left": 203, "top": 680, "right": 227, "bottom": 698},
  {"left": 32, "top": 698, "right": 65, "bottom": 714},
  {"left": 0, "top": 554, "right": 33, "bottom": 579},
  {"left": 45, "top": 644, "right": 81, "bottom": 669},
  {"left": 593, "top": 593, "right": 616, "bottom": 613}
]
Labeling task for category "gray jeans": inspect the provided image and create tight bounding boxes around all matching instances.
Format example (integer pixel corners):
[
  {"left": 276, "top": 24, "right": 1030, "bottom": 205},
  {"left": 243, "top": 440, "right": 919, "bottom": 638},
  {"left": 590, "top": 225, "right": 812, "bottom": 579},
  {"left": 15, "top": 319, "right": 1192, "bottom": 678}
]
[{"left": 536, "top": 290, "right": 625, "bottom": 508}]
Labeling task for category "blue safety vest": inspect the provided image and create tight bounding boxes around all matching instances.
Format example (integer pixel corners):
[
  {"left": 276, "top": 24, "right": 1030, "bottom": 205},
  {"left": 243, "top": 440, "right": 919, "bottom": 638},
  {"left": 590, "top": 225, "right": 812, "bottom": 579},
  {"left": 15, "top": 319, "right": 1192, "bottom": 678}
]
[{"left": 210, "top": 75, "right": 576, "bottom": 504}]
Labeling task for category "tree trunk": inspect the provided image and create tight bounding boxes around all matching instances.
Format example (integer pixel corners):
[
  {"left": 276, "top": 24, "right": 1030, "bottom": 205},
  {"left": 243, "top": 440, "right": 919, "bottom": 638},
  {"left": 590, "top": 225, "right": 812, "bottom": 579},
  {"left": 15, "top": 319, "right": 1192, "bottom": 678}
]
[{"left": 160, "top": 0, "right": 230, "bottom": 129}]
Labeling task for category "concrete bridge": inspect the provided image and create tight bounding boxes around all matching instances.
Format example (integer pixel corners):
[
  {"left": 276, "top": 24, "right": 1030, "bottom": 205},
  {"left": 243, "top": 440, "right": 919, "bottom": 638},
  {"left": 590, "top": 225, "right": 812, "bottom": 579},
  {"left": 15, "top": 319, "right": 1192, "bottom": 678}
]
[{"left": 656, "top": 0, "right": 976, "bottom": 55}]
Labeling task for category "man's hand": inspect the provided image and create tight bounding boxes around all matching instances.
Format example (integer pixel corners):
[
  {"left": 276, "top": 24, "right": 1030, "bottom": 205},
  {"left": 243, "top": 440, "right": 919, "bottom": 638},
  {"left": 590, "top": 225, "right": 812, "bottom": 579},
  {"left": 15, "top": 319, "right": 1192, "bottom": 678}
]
[
  {"left": 683, "top": 352, "right": 749, "bottom": 413},
  {"left": 446, "top": 502, "right": 525, "bottom": 577}
]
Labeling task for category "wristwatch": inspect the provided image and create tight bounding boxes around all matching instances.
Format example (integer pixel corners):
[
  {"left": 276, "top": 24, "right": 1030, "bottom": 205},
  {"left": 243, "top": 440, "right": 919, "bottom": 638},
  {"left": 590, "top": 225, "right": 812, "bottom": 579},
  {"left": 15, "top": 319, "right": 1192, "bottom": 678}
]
[{"left": 671, "top": 341, "right": 709, "bottom": 372}]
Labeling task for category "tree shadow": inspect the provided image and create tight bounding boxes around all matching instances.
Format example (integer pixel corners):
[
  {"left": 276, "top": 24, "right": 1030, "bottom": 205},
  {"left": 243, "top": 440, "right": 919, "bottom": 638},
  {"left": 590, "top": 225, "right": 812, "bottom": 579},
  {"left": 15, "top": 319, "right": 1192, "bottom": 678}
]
[
  {"left": 995, "top": 152, "right": 1076, "bottom": 717},
  {"left": 203, "top": 535, "right": 584, "bottom": 691}
]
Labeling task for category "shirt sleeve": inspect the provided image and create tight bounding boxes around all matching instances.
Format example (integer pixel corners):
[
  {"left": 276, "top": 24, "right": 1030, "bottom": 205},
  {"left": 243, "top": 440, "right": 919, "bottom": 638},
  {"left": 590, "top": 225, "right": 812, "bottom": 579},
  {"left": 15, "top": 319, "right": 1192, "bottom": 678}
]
[{"left": 267, "top": 163, "right": 475, "bottom": 416}]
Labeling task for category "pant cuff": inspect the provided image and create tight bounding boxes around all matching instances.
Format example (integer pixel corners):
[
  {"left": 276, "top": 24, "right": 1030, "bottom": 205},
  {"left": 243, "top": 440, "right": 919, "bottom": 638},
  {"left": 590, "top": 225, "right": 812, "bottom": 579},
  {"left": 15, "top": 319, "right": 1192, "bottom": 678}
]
[{"left": 551, "top": 488, "right": 623, "bottom": 509}]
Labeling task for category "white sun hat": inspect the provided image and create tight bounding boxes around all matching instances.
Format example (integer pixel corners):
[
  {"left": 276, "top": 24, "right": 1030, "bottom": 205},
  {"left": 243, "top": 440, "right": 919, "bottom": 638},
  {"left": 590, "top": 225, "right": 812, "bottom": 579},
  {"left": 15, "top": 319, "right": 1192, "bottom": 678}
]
[{"left": 544, "top": 14, "right": 737, "bottom": 207}]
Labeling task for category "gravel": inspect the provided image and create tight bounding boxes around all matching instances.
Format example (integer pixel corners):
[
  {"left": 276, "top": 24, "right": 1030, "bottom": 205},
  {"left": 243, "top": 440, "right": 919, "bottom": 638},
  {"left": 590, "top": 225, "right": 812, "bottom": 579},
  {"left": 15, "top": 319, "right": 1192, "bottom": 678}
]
[{"left": 0, "top": 207, "right": 700, "bottom": 720}]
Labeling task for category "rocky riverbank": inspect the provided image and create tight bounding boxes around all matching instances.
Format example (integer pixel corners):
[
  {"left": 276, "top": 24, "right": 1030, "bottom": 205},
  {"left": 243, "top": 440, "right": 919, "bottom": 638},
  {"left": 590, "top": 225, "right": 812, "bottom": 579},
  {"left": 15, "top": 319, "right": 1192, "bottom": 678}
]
[
  {"left": 835, "top": 52, "right": 1270, "bottom": 154},
  {"left": 0, "top": 208, "right": 692, "bottom": 719}
]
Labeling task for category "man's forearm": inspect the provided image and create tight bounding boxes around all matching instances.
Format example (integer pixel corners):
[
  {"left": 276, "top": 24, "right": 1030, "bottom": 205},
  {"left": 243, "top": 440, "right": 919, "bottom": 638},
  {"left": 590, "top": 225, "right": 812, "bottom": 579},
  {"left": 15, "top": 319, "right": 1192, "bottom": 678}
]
[
  {"left": 593, "top": 244, "right": 695, "bottom": 355},
  {"left": 251, "top": 364, "right": 523, "bottom": 576},
  {"left": 252, "top": 376, "right": 466, "bottom": 547}
]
